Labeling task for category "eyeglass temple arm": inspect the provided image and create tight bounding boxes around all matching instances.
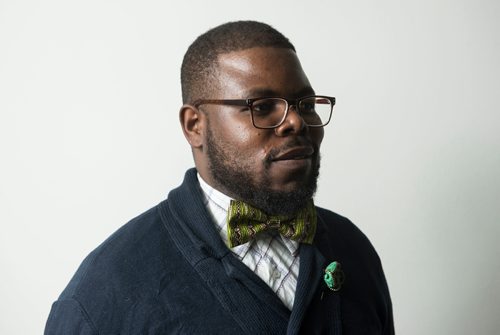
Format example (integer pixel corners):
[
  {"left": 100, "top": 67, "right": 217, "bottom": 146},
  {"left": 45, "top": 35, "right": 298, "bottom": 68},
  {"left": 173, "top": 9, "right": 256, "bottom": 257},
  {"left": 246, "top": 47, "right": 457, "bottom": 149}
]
[{"left": 192, "top": 99, "right": 249, "bottom": 108}]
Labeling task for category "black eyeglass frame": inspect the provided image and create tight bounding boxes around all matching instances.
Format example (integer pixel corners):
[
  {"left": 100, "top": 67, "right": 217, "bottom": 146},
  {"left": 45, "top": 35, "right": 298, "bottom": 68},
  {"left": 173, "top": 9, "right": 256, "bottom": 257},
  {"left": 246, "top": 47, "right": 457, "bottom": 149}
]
[{"left": 192, "top": 95, "right": 336, "bottom": 129}]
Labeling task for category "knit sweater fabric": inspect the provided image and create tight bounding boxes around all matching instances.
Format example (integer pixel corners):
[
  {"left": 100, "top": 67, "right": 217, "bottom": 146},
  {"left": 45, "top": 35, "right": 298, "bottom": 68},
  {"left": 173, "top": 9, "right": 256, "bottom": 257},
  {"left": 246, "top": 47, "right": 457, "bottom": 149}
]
[{"left": 45, "top": 169, "right": 394, "bottom": 334}]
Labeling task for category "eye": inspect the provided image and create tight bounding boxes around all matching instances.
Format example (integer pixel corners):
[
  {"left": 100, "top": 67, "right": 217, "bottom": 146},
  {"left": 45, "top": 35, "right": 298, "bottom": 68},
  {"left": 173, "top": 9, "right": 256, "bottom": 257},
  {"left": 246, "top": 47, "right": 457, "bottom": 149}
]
[
  {"left": 251, "top": 99, "right": 282, "bottom": 116},
  {"left": 300, "top": 102, "right": 316, "bottom": 114},
  {"left": 300, "top": 97, "right": 330, "bottom": 114}
]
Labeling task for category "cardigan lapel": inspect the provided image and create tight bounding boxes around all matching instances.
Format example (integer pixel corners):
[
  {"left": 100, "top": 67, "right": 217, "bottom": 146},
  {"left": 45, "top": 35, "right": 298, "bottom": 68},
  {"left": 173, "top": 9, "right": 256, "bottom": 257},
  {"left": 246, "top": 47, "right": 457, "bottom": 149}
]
[
  {"left": 287, "top": 212, "right": 344, "bottom": 335},
  {"left": 159, "top": 169, "right": 290, "bottom": 334},
  {"left": 286, "top": 242, "right": 327, "bottom": 334}
]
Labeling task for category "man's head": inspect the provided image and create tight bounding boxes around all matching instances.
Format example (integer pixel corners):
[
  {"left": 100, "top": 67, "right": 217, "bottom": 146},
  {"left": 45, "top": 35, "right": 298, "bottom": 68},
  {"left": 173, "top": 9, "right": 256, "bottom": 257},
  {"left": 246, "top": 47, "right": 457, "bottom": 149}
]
[
  {"left": 181, "top": 21, "right": 296, "bottom": 104},
  {"left": 179, "top": 21, "right": 326, "bottom": 215}
]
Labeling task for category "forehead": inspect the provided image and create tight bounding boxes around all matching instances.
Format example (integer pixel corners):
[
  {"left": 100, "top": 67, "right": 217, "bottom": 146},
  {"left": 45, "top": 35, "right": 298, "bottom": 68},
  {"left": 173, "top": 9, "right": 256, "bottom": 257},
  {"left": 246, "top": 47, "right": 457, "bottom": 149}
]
[{"left": 214, "top": 47, "right": 313, "bottom": 98}]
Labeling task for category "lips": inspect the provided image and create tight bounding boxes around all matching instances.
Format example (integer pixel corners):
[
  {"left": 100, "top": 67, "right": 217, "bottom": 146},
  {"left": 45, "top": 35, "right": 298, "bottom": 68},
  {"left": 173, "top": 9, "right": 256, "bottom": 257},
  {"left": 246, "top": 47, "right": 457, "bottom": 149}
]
[{"left": 272, "top": 146, "right": 315, "bottom": 161}]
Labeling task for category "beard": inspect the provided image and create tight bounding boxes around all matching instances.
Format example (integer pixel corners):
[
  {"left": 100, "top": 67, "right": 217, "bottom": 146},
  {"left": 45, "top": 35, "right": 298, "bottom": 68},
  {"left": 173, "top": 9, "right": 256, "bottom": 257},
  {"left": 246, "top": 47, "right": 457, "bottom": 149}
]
[{"left": 205, "top": 124, "right": 320, "bottom": 216}]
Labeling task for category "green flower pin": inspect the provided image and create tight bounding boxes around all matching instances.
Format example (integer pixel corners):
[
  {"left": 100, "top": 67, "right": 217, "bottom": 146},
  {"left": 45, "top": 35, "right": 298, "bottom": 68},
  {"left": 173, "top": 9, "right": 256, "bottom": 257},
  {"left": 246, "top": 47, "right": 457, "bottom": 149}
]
[{"left": 324, "top": 261, "right": 345, "bottom": 291}]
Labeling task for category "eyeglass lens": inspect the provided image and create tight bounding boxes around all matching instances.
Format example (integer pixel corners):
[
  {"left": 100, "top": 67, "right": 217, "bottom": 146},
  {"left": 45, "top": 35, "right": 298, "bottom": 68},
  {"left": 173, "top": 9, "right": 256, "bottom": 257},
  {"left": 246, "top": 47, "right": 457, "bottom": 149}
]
[{"left": 251, "top": 97, "right": 332, "bottom": 128}]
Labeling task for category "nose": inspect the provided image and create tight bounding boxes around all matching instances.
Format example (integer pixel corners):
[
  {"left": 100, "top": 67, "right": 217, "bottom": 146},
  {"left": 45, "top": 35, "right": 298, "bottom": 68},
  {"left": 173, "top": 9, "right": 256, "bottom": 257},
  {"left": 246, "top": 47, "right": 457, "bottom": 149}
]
[{"left": 274, "top": 105, "right": 307, "bottom": 136}]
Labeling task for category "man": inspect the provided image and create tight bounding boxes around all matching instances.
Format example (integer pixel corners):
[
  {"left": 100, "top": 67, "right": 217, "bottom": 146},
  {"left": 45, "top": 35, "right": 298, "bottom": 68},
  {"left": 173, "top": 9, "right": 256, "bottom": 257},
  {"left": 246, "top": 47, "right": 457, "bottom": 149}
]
[{"left": 45, "top": 21, "right": 394, "bottom": 334}]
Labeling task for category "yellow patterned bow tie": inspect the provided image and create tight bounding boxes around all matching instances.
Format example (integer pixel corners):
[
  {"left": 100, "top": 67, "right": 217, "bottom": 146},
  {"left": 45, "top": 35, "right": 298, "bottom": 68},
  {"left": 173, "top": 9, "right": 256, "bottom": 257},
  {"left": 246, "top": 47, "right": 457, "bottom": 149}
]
[{"left": 227, "top": 200, "right": 317, "bottom": 248}]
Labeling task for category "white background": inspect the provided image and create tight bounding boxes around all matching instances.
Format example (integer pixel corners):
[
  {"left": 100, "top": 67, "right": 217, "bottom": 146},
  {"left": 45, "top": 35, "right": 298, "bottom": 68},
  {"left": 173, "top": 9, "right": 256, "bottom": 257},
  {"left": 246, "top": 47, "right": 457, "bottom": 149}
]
[{"left": 1, "top": 0, "right": 499, "bottom": 333}]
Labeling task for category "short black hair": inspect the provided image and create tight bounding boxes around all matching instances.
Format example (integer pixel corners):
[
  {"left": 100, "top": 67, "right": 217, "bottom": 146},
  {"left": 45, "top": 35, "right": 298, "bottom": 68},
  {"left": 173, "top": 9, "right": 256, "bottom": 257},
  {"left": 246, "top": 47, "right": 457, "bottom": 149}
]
[{"left": 181, "top": 21, "right": 296, "bottom": 104}]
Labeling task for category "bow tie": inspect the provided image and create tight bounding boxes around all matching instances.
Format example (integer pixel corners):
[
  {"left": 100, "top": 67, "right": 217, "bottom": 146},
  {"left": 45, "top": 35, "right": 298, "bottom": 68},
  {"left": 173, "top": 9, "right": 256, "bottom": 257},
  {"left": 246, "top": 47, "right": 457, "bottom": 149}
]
[{"left": 226, "top": 200, "right": 317, "bottom": 248}]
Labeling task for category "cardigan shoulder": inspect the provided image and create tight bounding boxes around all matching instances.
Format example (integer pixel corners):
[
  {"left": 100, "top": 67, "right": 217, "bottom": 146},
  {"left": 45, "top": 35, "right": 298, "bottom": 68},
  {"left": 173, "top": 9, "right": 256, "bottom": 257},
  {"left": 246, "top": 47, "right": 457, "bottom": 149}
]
[
  {"left": 48, "top": 203, "right": 178, "bottom": 334},
  {"left": 315, "top": 207, "right": 381, "bottom": 258},
  {"left": 59, "top": 204, "right": 168, "bottom": 299}
]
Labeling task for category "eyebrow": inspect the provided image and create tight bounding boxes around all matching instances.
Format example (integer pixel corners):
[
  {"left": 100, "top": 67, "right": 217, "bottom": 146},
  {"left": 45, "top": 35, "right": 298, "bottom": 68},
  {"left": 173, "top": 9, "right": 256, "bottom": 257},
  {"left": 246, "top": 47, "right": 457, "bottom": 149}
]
[{"left": 246, "top": 86, "right": 316, "bottom": 98}]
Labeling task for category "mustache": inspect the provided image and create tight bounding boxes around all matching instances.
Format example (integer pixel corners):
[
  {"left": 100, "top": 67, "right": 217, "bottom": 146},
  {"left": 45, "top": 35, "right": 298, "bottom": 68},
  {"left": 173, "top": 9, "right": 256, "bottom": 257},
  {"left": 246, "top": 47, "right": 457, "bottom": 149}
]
[{"left": 265, "top": 139, "right": 319, "bottom": 163}]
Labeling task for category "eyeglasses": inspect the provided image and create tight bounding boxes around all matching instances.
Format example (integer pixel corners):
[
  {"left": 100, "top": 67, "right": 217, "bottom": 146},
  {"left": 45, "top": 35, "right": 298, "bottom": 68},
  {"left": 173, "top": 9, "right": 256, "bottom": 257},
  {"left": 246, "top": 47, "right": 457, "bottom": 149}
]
[{"left": 192, "top": 95, "right": 335, "bottom": 129}]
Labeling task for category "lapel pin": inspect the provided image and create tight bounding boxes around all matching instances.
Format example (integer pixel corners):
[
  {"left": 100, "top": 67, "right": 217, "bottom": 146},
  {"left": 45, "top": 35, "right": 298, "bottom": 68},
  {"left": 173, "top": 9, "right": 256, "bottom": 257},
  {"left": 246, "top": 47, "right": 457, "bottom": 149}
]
[{"left": 324, "top": 261, "right": 345, "bottom": 292}]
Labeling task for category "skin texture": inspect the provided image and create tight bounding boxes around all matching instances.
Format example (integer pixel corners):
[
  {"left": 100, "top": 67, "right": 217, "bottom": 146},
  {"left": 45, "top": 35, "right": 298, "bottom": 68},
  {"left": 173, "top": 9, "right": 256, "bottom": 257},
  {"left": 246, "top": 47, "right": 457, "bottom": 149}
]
[{"left": 180, "top": 47, "right": 324, "bottom": 215}]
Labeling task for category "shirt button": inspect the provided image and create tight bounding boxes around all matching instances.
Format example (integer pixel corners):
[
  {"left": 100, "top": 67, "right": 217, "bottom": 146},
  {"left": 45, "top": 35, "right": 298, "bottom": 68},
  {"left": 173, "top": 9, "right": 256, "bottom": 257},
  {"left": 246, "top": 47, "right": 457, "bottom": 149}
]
[{"left": 273, "top": 271, "right": 281, "bottom": 279}]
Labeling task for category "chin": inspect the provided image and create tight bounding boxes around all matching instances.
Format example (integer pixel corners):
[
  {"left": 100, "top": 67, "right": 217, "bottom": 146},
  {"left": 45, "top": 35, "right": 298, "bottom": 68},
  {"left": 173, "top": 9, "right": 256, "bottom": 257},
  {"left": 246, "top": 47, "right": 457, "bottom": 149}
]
[{"left": 270, "top": 179, "right": 308, "bottom": 194}]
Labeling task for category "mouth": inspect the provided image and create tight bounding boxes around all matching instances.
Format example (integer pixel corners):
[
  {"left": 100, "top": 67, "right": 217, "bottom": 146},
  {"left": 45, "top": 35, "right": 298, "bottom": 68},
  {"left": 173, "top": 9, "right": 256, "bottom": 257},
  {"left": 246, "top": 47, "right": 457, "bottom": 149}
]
[{"left": 271, "top": 146, "right": 315, "bottom": 161}]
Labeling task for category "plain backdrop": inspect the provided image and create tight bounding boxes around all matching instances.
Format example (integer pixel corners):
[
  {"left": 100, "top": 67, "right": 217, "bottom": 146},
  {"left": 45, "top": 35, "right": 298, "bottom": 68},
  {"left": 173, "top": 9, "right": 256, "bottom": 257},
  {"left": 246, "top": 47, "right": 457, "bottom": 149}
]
[{"left": 1, "top": 0, "right": 499, "bottom": 334}]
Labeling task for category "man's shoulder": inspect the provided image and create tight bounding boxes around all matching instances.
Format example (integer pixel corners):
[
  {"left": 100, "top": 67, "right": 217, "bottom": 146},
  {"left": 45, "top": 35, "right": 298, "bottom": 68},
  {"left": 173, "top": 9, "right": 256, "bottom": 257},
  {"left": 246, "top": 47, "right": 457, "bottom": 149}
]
[
  {"left": 314, "top": 206, "right": 381, "bottom": 262},
  {"left": 59, "top": 202, "right": 171, "bottom": 301},
  {"left": 315, "top": 206, "right": 362, "bottom": 238}
]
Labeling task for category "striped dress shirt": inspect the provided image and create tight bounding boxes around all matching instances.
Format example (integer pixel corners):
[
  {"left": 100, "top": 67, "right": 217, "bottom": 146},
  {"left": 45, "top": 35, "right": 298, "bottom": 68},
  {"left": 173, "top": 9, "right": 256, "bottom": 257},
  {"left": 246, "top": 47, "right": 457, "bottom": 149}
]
[{"left": 198, "top": 174, "right": 300, "bottom": 310}]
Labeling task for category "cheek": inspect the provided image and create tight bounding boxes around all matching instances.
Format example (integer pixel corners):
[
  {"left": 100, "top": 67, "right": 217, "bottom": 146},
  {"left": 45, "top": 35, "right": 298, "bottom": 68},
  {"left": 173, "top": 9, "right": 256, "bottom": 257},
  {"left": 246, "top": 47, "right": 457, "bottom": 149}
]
[
  {"left": 239, "top": 131, "right": 272, "bottom": 166},
  {"left": 251, "top": 131, "right": 275, "bottom": 161},
  {"left": 213, "top": 112, "right": 271, "bottom": 162},
  {"left": 312, "top": 128, "right": 325, "bottom": 148}
]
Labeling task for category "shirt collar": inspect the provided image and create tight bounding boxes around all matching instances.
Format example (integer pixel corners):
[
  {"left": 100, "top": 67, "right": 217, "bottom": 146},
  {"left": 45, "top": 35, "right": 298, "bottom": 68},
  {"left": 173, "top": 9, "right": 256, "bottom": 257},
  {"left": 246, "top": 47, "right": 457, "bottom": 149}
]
[
  {"left": 197, "top": 173, "right": 300, "bottom": 255},
  {"left": 198, "top": 173, "right": 231, "bottom": 214}
]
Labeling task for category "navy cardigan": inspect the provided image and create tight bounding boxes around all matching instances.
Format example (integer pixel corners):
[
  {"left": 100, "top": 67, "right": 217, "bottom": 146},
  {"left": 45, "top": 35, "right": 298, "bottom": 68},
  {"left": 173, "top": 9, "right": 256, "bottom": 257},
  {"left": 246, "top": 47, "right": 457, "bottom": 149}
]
[{"left": 45, "top": 169, "right": 394, "bottom": 334}]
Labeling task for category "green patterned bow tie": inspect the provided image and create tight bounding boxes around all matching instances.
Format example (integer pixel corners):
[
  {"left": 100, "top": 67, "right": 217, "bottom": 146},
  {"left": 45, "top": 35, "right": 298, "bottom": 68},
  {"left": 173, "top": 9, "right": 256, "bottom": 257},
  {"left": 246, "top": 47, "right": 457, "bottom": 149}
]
[{"left": 227, "top": 200, "right": 317, "bottom": 248}]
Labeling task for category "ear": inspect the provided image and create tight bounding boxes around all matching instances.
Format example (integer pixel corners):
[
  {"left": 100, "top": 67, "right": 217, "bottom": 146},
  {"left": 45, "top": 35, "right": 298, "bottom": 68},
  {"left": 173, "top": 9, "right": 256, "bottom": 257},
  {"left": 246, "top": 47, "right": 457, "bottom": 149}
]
[{"left": 179, "top": 104, "right": 204, "bottom": 148}]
